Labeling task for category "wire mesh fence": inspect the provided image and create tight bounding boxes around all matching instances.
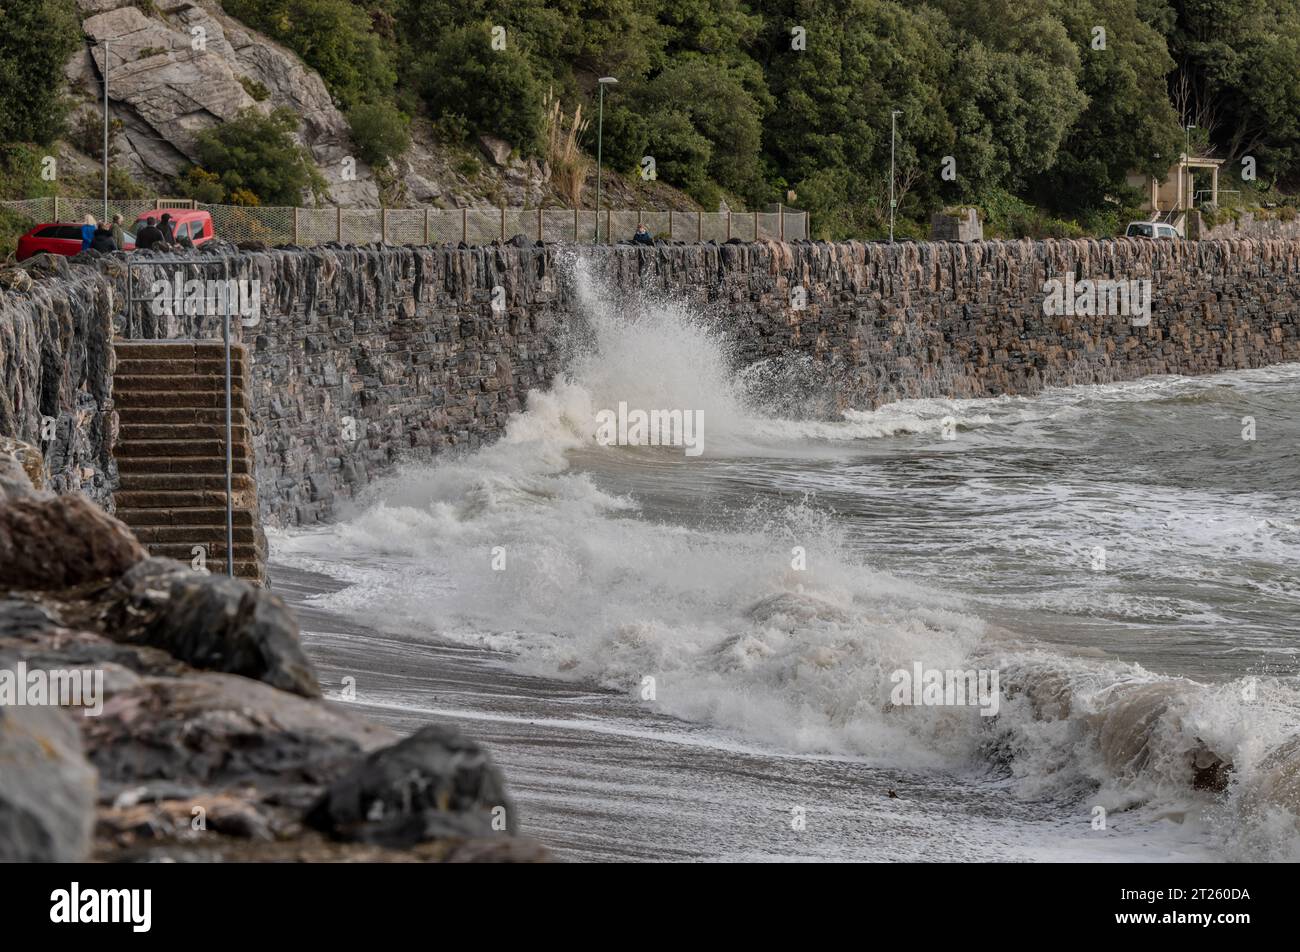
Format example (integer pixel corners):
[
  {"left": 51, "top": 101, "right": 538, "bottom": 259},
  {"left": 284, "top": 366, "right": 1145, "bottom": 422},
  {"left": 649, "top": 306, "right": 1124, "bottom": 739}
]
[{"left": 1, "top": 198, "right": 809, "bottom": 247}]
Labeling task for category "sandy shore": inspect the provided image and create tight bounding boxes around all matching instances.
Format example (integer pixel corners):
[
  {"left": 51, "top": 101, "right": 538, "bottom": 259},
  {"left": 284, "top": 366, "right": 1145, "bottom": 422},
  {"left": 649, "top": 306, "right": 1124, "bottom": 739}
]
[{"left": 272, "top": 562, "right": 1216, "bottom": 863}]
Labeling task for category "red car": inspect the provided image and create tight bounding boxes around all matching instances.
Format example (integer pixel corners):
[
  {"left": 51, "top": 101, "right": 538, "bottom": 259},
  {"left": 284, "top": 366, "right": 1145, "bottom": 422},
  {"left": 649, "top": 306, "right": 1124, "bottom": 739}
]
[
  {"left": 15, "top": 223, "right": 133, "bottom": 261},
  {"left": 133, "top": 209, "right": 214, "bottom": 247}
]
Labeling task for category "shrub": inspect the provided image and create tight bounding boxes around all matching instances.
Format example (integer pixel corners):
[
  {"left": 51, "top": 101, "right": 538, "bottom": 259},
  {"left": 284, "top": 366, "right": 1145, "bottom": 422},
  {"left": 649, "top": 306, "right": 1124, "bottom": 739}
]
[
  {"left": 180, "top": 167, "right": 226, "bottom": 204},
  {"left": 347, "top": 100, "right": 411, "bottom": 167},
  {"left": 414, "top": 23, "right": 544, "bottom": 155},
  {"left": 239, "top": 76, "right": 271, "bottom": 102},
  {"left": 194, "top": 107, "right": 326, "bottom": 206}
]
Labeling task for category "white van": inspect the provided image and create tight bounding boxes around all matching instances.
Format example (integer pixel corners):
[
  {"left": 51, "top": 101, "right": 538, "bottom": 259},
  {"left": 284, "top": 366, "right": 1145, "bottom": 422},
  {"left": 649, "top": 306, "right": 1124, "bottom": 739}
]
[{"left": 1125, "top": 221, "right": 1181, "bottom": 239}]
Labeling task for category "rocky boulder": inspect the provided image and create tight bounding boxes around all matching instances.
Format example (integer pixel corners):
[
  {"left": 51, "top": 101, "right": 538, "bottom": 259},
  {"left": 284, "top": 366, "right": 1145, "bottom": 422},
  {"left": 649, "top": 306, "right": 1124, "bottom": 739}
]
[
  {"left": 101, "top": 557, "right": 320, "bottom": 698},
  {"left": 0, "top": 492, "right": 146, "bottom": 589},
  {"left": 305, "top": 725, "right": 517, "bottom": 847},
  {"left": 0, "top": 704, "right": 97, "bottom": 862}
]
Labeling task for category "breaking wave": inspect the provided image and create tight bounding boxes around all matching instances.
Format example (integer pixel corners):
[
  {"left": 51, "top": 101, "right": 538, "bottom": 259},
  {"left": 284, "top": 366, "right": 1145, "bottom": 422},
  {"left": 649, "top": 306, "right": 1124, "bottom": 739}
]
[{"left": 274, "top": 260, "right": 1300, "bottom": 861}]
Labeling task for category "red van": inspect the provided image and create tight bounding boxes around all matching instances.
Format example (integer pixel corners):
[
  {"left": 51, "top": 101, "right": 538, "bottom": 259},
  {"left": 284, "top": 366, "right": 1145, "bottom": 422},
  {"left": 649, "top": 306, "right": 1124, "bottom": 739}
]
[
  {"left": 15, "top": 223, "right": 126, "bottom": 261},
  {"left": 133, "top": 209, "right": 215, "bottom": 247}
]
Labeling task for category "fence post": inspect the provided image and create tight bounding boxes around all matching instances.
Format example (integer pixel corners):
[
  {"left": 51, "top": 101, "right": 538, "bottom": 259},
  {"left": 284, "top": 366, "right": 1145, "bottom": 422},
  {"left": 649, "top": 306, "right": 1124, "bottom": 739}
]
[
  {"left": 778, "top": 203, "right": 784, "bottom": 241},
  {"left": 754, "top": 210, "right": 759, "bottom": 240},
  {"left": 424, "top": 208, "right": 430, "bottom": 245},
  {"left": 697, "top": 212, "right": 702, "bottom": 242},
  {"left": 381, "top": 207, "right": 388, "bottom": 244},
  {"left": 500, "top": 206, "right": 505, "bottom": 241},
  {"left": 155, "top": 198, "right": 162, "bottom": 211},
  {"left": 462, "top": 208, "right": 468, "bottom": 244},
  {"left": 637, "top": 209, "right": 642, "bottom": 229},
  {"left": 293, "top": 207, "right": 300, "bottom": 244},
  {"left": 53, "top": 195, "right": 59, "bottom": 221},
  {"left": 538, "top": 207, "right": 543, "bottom": 242},
  {"left": 727, "top": 211, "right": 732, "bottom": 241},
  {"left": 606, "top": 209, "right": 611, "bottom": 243},
  {"left": 668, "top": 209, "right": 673, "bottom": 240},
  {"left": 336, "top": 207, "right": 342, "bottom": 242},
  {"left": 574, "top": 208, "right": 579, "bottom": 242}
]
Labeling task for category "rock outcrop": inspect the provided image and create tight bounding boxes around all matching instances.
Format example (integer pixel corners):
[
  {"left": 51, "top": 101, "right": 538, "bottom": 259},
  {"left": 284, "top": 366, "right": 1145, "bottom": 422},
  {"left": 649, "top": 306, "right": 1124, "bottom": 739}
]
[
  {"left": 0, "top": 704, "right": 97, "bottom": 862},
  {"left": 0, "top": 444, "right": 545, "bottom": 862},
  {"left": 71, "top": 0, "right": 379, "bottom": 206}
]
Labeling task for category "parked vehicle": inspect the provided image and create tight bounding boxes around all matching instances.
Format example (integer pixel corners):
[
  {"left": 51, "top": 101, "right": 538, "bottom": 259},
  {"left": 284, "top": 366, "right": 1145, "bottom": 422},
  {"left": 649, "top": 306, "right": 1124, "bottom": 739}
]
[
  {"left": 1125, "top": 221, "right": 1181, "bottom": 239},
  {"left": 15, "top": 222, "right": 133, "bottom": 260},
  {"left": 133, "top": 209, "right": 214, "bottom": 246}
]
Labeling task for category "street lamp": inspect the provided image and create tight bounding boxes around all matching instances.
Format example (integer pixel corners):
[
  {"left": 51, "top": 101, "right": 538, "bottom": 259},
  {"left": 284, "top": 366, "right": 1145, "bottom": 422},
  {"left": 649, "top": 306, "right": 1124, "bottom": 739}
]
[
  {"left": 85, "top": 35, "right": 110, "bottom": 222},
  {"left": 1184, "top": 124, "right": 1196, "bottom": 210},
  {"left": 889, "top": 109, "right": 902, "bottom": 243},
  {"left": 595, "top": 76, "right": 618, "bottom": 243}
]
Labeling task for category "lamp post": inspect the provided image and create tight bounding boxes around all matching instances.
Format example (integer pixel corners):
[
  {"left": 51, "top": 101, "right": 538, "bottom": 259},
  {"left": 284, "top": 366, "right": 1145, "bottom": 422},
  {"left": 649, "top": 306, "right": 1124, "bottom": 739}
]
[
  {"left": 1184, "top": 124, "right": 1196, "bottom": 210},
  {"left": 889, "top": 109, "right": 902, "bottom": 243},
  {"left": 85, "top": 35, "right": 110, "bottom": 222},
  {"left": 595, "top": 76, "right": 618, "bottom": 243}
]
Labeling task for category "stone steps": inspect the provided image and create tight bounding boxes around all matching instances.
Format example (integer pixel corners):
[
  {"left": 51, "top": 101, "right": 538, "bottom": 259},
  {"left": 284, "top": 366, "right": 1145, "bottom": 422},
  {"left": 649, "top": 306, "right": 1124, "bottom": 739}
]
[{"left": 112, "top": 339, "right": 265, "bottom": 585}]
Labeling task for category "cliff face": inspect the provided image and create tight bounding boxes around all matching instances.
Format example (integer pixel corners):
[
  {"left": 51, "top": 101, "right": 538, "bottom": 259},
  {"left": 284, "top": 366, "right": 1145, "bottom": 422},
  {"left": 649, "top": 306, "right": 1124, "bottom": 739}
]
[
  {"left": 61, "top": 1, "right": 568, "bottom": 208},
  {"left": 4, "top": 237, "right": 1300, "bottom": 526},
  {"left": 70, "top": 0, "right": 380, "bottom": 205}
]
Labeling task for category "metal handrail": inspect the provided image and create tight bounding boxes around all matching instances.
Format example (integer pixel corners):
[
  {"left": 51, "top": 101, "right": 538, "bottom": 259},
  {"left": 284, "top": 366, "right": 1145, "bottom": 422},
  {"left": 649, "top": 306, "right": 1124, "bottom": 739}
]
[{"left": 121, "top": 256, "right": 235, "bottom": 578}]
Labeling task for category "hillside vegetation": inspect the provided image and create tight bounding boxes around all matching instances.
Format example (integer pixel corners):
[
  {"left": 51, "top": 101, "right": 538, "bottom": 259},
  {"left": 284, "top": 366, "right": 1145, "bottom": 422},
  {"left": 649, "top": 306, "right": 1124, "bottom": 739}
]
[{"left": 2, "top": 0, "right": 1299, "bottom": 241}]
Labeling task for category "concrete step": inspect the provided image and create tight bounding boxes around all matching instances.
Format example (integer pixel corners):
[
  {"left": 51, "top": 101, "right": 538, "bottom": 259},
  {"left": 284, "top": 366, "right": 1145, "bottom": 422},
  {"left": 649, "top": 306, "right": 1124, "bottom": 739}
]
[
  {"left": 119, "top": 422, "right": 251, "bottom": 442},
  {"left": 115, "top": 489, "right": 247, "bottom": 509},
  {"left": 134, "top": 554, "right": 265, "bottom": 583},
  {"left": 115, "top": 438, "right": 253, "bottom": 459},
  {"left": 115, "top": 358, "right": 246, "bottom": 377},
  {"left": 116, "top": 455, "right": 253, "bottom": 475},
  {"left": 114, "top": 374, "right": 248, "bottom": 394},
  {"left": 114, "top": 341, "right": 240, "bottom": 359},
  {"left": 116, "top": 472, "right": 256, "bottom": 492},
  {"left": 114, "top": 407, "right": 251, "bottom": 425},
  {"left": 147, "top": 541, "right": 264, "bottom": 561},
  {"left": 114, "top": 389, "right": 240, "bottom": 409},
  {"left": 116, "top": 507, "right": 257, "bottom": 528},
  {"left": 131, "top": 525, "right": 260, "bottom": 545}
]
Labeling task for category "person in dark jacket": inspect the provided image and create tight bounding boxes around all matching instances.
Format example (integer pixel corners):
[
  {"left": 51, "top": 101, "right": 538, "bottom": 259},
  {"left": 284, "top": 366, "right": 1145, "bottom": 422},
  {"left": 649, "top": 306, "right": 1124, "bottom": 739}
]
[
  {"left": 110, "top": 214, "right": 127, "bottom": 250},
  {"left": 89, "top": 224, "right": 117, "bottom": 253},
  {"left": 632, "top": 224, "right": 654, "bottom": 245},
  {"left": 159, "top": 213, "right": 176, "bottom": 243},
  {"left": 135, "top": 217, "right": 165, "bottom": 250}
]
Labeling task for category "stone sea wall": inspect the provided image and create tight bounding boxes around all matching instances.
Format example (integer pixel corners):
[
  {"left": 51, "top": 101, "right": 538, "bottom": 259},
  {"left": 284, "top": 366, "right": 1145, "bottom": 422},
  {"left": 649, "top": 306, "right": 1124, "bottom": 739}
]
[
  {"left": 1202, "top": 211, "right": 1300, "bottom": 242},
  {"left": 0, "top": 258, "right": 117, "bottom": 508},
  {"left": 3, "top": 237, "right": 1300, "bottom": 526}
]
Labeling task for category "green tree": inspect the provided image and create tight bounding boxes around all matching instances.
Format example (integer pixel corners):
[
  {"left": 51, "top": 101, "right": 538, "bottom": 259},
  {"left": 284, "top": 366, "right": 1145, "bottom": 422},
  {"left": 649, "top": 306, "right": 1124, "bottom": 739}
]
[
  {"left": 0, "top": 0, "right": 80, "bottom": 146},
  {"left": 347, "top": 100, "right": 410, "bottom": 167},
  {"left": 222, "top": 0, "right": 396, "bottom": 108},
  {"left": 194, "top": 108, "right": 327, "bottom": 206},
  {"left": 1162, "top": 0, "right": 1300, "bottom": 183},
  {"left": 413, "top": 23, "right": 545, "bottom": 154},
  {"left": 1033, "top": 0, "right": 1183, "bottom": 214}
]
